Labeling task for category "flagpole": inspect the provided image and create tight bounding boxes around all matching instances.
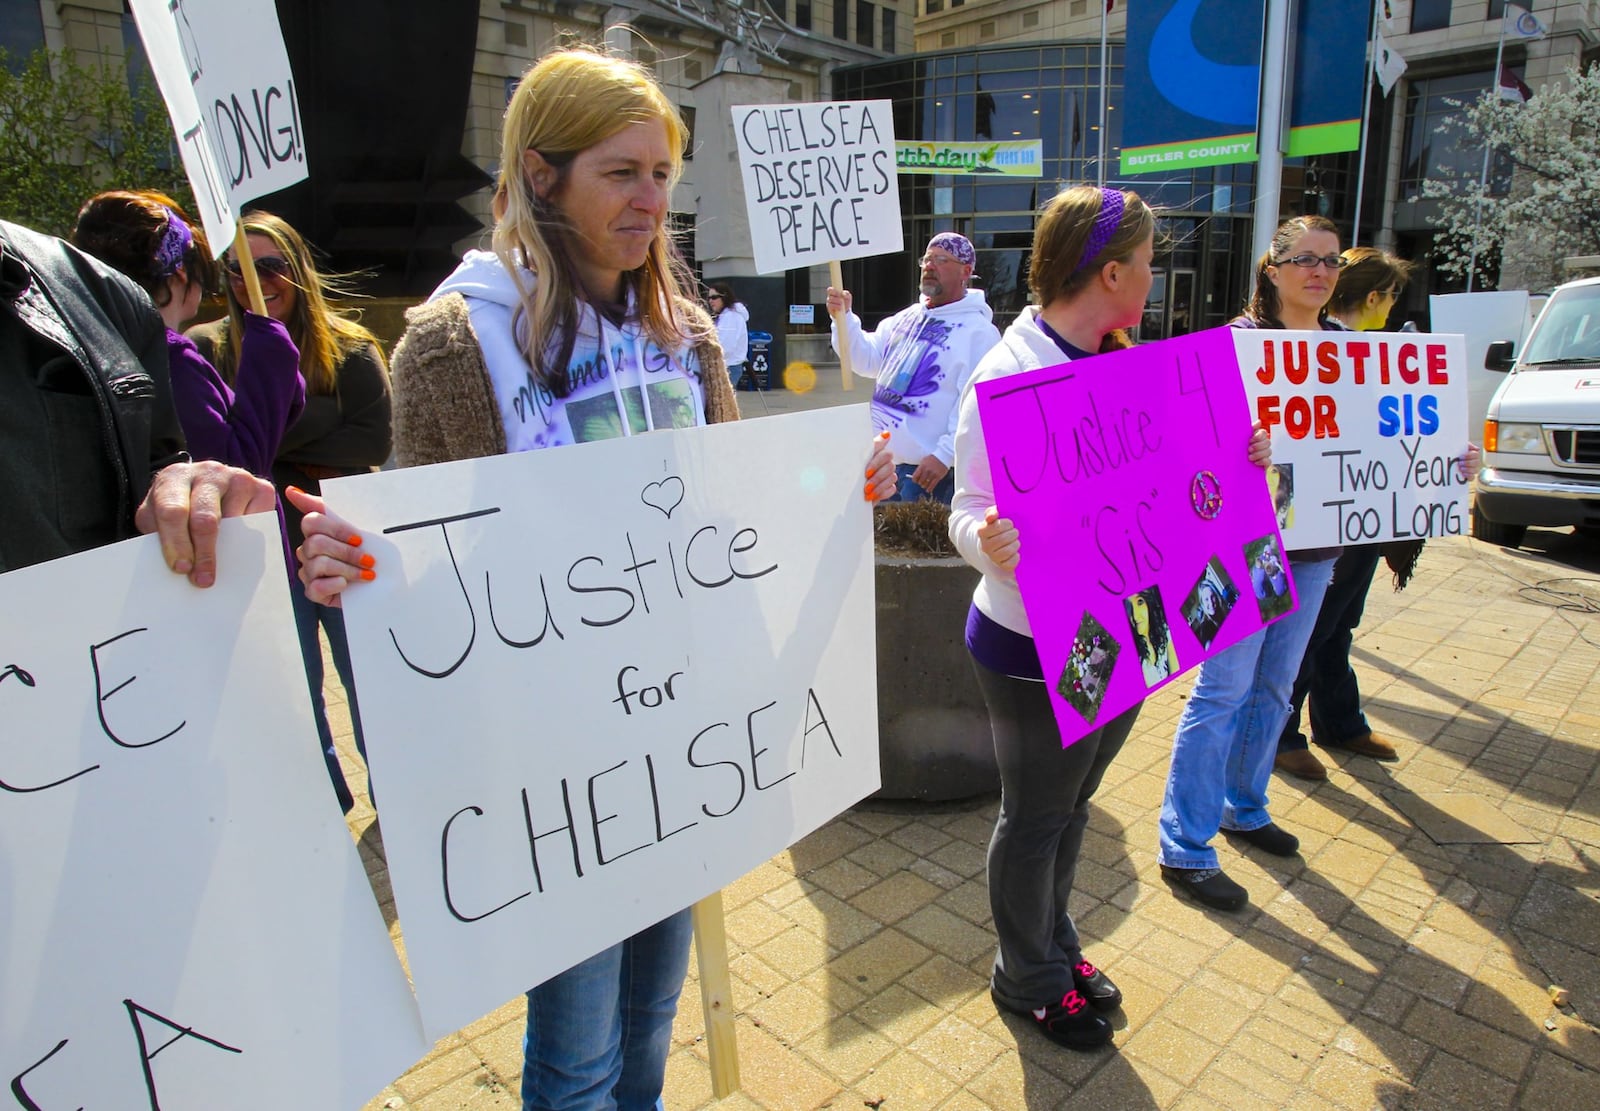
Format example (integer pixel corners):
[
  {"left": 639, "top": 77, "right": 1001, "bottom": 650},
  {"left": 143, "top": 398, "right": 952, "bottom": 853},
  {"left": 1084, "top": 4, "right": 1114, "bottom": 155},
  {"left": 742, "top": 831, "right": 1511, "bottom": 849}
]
[
  {"left": 1467, "top": 17, "right": 1510, "bottom": 292},
  {"left": 1351, "top": 1, "right": 1381, "bottom": 247},
  {"left": 1097, "top": 3, "right": 1110, "bottom": 186}
]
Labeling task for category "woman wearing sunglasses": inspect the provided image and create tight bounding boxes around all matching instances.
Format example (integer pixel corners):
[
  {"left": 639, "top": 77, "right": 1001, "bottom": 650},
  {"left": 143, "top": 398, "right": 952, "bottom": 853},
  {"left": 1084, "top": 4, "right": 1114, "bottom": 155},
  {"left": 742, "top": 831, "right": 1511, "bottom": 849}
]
[
  {"left": 190, "top": 211, "right": 392, "bottom": 816},
  {"left": 1156, "top": 216, "right": 1346, "bottom": 912},
  {"left": 706, "top": 280, "right": 749, "bottom": 389},
  {"left": 70, "top": 191, "right": 304, "bottom": 479}
]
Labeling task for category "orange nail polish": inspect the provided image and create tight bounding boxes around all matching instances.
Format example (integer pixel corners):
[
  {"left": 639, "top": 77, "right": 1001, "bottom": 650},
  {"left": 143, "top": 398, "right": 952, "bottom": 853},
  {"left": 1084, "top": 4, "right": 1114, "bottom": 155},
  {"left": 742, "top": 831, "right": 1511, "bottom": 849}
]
[
  {"left": 360, "top": 569, "right": 376, "bottom": 582},
  {"left": 359, "top": 554, "right": 376, "bottom": 569},
  {"left": 347, "top": 534, "right": 363, "bottom": 547},
  {"left": 864, "top": 483, "right": 877, "bottom": 502}
]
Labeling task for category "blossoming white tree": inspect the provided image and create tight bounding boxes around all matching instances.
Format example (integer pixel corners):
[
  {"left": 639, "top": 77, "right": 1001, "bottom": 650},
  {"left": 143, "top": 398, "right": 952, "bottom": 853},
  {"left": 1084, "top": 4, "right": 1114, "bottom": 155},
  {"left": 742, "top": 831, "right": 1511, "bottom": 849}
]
[{"left": 1422, "top": 64, "right": 1600, "bottom": 292}]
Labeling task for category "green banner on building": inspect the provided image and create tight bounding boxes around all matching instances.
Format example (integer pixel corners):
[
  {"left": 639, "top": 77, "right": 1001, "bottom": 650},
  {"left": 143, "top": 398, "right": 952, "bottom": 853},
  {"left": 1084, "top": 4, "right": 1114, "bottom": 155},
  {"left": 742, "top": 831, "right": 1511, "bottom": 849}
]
[{"left": 895, "top": 140, "right": 1044, "bottom": 177}]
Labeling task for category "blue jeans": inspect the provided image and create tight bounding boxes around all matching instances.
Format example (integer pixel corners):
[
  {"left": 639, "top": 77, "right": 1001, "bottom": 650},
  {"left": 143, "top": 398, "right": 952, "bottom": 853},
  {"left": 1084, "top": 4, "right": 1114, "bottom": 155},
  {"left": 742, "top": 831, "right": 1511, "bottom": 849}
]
[
  {"left": 290, "top": 581, "right": 369, "bottom": 814},
  {"left": 1158, "top": 557, "right": 1336, "bottom": 870},
  {"left": 889, "top": 462, "right": 954, "bottom": 506},
  {"left": 1277, "top": 545, "right": 1381, "bottom": 752},
  {"left": 521, "top": 910, "right": 692, "bottom": 1111},
  {"left": 727, "top": 362, "right": 747, "bottom": 390}
]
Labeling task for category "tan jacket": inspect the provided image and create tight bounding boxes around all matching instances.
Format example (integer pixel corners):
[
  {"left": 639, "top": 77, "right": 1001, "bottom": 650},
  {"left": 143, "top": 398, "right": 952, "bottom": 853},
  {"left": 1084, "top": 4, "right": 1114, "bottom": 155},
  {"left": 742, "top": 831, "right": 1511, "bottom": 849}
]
[{"left": 389, "top": 292, "right": 738, "bottom": 466}]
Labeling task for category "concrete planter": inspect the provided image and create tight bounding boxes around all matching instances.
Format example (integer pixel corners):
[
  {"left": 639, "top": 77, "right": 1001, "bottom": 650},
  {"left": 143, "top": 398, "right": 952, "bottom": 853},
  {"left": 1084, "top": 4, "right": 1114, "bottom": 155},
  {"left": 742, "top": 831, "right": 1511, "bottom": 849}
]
[{"left": 873, "top": 554, "right": 999, "bottom": 800}]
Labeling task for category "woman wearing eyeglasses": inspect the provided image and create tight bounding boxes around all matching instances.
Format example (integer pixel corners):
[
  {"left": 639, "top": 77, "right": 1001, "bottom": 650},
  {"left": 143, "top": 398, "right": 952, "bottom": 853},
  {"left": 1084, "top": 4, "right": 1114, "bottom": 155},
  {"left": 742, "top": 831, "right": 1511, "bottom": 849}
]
[
  {"left": 707, "top": 280, "right": 749, "bottom": 389},
  {"left": 70, "top": 191, "right": 305, "bottom": 478},
  {"left": 1156, "top": 216, "right": 1347, "bottom": 913},
  {"left": 189, "top": 211, "right": 392, "bottom": 816},
  {"left": 1274, "top": 248, "right": 1417, "bottom": 780}
]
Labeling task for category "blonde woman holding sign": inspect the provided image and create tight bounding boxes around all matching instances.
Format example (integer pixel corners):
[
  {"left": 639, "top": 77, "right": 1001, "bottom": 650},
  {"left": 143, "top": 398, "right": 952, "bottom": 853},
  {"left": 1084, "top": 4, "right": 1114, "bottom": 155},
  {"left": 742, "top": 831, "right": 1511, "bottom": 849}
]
[{"left": 292, "top": 42, "right": 894, "bottom": 1109}]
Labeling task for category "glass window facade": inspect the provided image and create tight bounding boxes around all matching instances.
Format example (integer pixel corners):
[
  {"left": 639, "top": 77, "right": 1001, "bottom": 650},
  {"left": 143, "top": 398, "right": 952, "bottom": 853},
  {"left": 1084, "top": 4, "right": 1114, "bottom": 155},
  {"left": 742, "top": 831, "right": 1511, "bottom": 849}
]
[{"left": 832, "top": 42, "right": 1357, "bottom": 337}]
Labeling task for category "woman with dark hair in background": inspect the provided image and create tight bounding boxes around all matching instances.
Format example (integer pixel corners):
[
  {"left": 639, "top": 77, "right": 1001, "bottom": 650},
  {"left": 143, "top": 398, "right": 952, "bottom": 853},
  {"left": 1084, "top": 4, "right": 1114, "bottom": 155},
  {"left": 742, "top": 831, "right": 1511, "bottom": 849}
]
[
  {"left": 707, "top": 279, "right": 749, "bottom": 389},
  {"left": 71, "top": 191, "right": 304, "bottom": 477},
  {"left": 950, "top": 184, "right": 1271, "bottom": 1052},
  {"left": 189, "top": 211, "right": 391, "bottom": 815}
]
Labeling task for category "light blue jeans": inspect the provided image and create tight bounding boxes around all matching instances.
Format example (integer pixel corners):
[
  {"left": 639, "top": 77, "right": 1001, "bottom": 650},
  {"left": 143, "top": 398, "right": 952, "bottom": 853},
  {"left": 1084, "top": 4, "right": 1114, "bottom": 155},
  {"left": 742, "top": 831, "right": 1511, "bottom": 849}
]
[
  {"left": 521, "top": 909, "right": 692, "bottom": 1111},
  {"left": 1158, "top": 557, "right": 1337, "bottom": 870}
]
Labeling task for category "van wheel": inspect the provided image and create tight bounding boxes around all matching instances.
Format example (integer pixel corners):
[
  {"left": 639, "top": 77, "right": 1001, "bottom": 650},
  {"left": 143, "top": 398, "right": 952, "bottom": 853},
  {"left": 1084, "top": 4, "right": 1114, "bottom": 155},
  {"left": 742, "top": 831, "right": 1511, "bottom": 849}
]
[{"left": 1471, "top": 505, "right": 1527, "bottom": 549}]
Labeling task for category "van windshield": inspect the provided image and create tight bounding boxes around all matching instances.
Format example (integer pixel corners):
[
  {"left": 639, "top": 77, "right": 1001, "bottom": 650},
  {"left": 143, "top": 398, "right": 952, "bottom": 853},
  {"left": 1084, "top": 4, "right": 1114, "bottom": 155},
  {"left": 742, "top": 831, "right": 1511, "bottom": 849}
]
[{"left": 1523, "top": 284, "right": 1600, "bottom": 366}]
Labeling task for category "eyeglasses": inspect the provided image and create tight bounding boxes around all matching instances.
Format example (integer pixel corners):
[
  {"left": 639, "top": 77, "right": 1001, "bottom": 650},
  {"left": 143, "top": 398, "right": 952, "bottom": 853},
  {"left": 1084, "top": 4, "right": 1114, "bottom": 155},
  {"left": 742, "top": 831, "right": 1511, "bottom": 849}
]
[
  {"left": 1381, "top": 288, "right": 1402, "bottom": 300},
  {"left": 225, "top": 255, "right": 293, "bottom": 282},
  {"left": 1274, "top": 253, "right": 1347, "bottom": 271},
  {"left": 919, "top": 253, "right": 964, "bottom": 268}
]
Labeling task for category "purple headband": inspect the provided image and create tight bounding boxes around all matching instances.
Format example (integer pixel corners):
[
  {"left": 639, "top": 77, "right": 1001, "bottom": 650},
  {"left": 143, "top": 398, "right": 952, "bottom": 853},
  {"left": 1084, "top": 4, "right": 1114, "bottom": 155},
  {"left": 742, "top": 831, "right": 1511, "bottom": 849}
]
[
  {"left": 1074, "top": 188, "right": 1126, "bottom": 273},
  {"left": 926, "top": 232, "right": 976, "bottom": 268},
  {"left": 154, "top": 207, "right": 193, "bottom": 277}
]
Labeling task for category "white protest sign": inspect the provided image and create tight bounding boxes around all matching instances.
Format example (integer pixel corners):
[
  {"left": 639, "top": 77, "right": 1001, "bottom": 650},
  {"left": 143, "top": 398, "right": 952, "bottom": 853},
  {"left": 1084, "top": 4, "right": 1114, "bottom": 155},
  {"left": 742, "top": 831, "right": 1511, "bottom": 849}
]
[
  {"left": 129, "top": 0, "right": 308, "bottom": 252},
  {"left": 1234, "top": 329, "right": 1472, "bottom": 548},
  {"left": 733, "top": 100, "right": 901, "bottom": 274},
  {"left": 0, "top": 516, "right": 426, "bottom": 1110},
  {"left": 325, "top": 406, "right": 880, "bottom": 1039}
]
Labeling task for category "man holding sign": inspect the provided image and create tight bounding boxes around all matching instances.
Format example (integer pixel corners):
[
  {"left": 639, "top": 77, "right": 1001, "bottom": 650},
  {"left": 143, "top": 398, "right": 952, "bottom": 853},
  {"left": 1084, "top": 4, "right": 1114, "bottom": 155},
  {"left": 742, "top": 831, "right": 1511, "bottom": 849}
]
[{"left": 827, "top": 233, "right": 1000, "bottom": 504}]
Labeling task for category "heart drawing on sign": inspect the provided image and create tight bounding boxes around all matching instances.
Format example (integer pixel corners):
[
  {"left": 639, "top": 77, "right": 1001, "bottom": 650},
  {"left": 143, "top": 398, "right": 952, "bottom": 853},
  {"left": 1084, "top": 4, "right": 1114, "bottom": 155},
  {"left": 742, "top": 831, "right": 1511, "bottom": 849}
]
[{"left": 641, "top": 476, "right": 685, "bottom": 519}]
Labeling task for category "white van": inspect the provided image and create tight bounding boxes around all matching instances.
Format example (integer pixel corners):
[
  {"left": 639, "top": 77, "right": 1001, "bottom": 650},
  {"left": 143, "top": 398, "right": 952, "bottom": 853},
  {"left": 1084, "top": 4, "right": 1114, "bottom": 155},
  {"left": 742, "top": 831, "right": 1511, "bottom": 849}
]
[{"left": 1472, "top": 275, "right": 1600, "bottom": 548}]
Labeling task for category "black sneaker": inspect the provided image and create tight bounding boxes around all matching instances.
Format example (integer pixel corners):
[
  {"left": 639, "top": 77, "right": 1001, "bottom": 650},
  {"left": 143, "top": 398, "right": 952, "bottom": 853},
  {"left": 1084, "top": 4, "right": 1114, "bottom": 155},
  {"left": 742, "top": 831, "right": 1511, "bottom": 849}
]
[
  {"left": 1160, "top": 864, "right": 1248, "bottom": 912},
  {"left": 1072, "top": 959, "right": 1123, "bottom": 1012},
  {"left": 992, "top": 987, "right": 1114, "bottom": 1051},
  {"left": 1225, "top": 821, "right": 1300, "bottom": 857}
]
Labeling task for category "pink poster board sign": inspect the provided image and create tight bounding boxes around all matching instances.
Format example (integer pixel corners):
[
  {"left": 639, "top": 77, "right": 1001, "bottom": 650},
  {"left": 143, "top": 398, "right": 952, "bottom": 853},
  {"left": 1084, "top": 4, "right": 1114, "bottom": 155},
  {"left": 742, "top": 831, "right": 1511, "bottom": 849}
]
[{"left": 976, "top": 327, "right": 1296, "bottom": 747}]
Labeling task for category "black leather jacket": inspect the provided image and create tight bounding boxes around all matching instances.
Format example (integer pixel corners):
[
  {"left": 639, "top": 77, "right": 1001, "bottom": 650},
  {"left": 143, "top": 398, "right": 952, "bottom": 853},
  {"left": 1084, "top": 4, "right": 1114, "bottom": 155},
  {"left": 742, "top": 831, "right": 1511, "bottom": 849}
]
[{"left": 1, "top": 220, "right": 186, "bottom": 571}]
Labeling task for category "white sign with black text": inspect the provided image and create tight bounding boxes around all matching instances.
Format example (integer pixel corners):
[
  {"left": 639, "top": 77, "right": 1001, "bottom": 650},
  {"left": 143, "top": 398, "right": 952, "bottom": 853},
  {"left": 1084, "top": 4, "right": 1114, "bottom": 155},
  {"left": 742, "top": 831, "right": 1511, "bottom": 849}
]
[
  {"left": 129, "top": 0, "right": 308, "bottom": 251},
  {"left": 733, "top": 100, "right": 901, "bottom": 275},
  {"left": 326, "top": 406, "right": 881, "bottom": 1039},
  {"left": 0, "top": 516, "right": 426, "bottom": 1111}
]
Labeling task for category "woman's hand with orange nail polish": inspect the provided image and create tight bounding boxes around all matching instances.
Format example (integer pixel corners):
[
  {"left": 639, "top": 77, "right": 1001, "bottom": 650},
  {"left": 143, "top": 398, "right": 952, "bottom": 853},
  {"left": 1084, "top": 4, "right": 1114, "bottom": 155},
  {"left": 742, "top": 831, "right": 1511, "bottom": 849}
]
[
  {"left": 863, "top": 431, "right": 895, "bottom": 503},
  {"left": 285, "top": 486, "right": 374, "bottom": 607}
]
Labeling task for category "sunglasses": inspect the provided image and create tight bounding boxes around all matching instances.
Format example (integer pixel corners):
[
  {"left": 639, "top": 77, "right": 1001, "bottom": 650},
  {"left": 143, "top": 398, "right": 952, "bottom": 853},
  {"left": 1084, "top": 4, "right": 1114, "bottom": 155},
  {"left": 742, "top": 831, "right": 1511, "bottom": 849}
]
[
  {"left": 708, "top": 293, "right": 723, "bottom": 300},
  {"left": 225, "top": 255, "right": 293, "bottom": 282},
  {"left": 1274, "top": 253, "right": 1347, "bottom": 271}
]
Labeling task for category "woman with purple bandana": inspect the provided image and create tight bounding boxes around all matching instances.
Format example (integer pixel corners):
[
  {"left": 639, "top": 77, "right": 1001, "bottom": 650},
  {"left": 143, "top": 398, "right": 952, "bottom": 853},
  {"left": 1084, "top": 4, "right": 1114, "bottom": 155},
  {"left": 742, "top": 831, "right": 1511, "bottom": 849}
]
[
  {"left": 951, "top": 185, "right": 1273, "bottom": 1053},
  {"left": 828, "top": 231, "right": 1001, "bottom": 504},
  {"left": 71, "top": 191, "right": 305, "bottom": 478}
]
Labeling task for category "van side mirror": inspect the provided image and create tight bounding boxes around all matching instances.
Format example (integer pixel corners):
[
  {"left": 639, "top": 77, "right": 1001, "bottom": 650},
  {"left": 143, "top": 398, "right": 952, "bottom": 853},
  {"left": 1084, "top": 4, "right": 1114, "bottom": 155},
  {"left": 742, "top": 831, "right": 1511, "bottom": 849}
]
[{"left": 1485, "top": 340, "right": 1516, "bottom": 372}]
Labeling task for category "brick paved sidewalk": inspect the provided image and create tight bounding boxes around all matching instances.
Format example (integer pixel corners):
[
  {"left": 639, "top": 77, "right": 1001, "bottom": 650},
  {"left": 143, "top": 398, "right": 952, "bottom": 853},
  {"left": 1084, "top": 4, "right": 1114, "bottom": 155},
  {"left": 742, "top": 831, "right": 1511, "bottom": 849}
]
[{"left": 334, "top": 518, "right": 1600, "bottom": 1111}]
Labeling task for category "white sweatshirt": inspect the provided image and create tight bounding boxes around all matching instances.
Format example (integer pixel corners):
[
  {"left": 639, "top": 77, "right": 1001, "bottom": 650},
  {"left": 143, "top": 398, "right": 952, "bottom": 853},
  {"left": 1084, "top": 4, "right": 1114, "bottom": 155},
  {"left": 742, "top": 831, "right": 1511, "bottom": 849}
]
[
  {"left": 715, "top": 301, "right": 749, "bottom": 365},
  {"left": 832, "top": 287, "right": 1000, "bottom": 467},
  {"left": 432, "top": 250, "right": 706, "bottom": 453},
  {"left": 948, "top": 306, "right": 1078, "bottom": 637}
]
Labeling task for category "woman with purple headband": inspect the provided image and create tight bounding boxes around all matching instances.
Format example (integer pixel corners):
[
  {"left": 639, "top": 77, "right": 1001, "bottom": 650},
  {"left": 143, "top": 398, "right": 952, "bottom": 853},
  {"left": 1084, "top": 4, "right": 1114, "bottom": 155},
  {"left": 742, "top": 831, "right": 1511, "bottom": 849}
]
[
  {"left": 71, "top": 191, "right": 304, "bottom": 478},
  {"left": 949, "top": 185, "right": 1274, "bottom": 1054}
]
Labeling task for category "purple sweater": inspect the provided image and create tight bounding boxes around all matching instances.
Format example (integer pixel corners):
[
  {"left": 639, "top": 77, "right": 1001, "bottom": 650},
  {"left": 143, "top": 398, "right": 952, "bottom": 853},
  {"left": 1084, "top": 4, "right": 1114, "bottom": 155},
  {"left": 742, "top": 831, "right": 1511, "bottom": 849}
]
[{"left": 167, "top": 313, "right": 305, "bottom": 477}]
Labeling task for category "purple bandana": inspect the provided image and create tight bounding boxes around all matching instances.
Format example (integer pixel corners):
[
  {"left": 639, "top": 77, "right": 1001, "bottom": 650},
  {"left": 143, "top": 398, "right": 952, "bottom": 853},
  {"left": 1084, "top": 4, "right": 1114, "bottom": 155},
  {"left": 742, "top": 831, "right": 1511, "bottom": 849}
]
[
  {"left": 925, "top": 232, "right": 976, "bottom": 267},
  {"left": 1074, "top": 188, "right": 1126, "bottom": 273},
  {"left": 154, "top": 207, "right": 193, "bottom": 277}
]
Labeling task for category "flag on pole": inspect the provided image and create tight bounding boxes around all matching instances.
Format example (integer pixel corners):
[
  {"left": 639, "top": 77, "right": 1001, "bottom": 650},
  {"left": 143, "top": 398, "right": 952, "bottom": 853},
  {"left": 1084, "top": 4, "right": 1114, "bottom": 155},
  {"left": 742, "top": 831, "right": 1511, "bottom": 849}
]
[
  {"left": 1374, "top": 32, "right": 1408, "bottom": 96},
  {"left": 1380, "top": 1, "right": 1397, "bottom": 34},
  {"left": 1504, "top": 3, "right": 1549, "bottom": 40},
  {"left": 1498, "top": 63, "right": 1533, "bottom": 102}
]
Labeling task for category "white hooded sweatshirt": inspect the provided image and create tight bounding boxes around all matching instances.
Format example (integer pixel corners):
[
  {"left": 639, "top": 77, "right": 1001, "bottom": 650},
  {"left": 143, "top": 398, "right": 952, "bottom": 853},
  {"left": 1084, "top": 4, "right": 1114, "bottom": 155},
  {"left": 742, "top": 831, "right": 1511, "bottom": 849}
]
[
  {"left": 433, "top": 249, "right": 706, "bottom": 454},
  {"left": 948, "top": 305, "right": 1080, "bottom": 636},
  {"left": 715, "top": 301, "right": 749, "bottom": 365},
  {"left": 832, "top": 287, "right": 1001, "bottom": 468}
]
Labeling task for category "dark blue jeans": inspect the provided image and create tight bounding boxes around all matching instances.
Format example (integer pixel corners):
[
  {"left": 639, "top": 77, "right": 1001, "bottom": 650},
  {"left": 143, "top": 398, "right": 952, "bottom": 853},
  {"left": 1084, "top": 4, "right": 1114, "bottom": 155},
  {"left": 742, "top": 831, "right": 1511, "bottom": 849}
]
[
  {"left": 290, "top": 581, "right": 369, "bottom": 813},
  {"left": 1277, "top": 545, "right": 1383, "bottom": 753}
]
